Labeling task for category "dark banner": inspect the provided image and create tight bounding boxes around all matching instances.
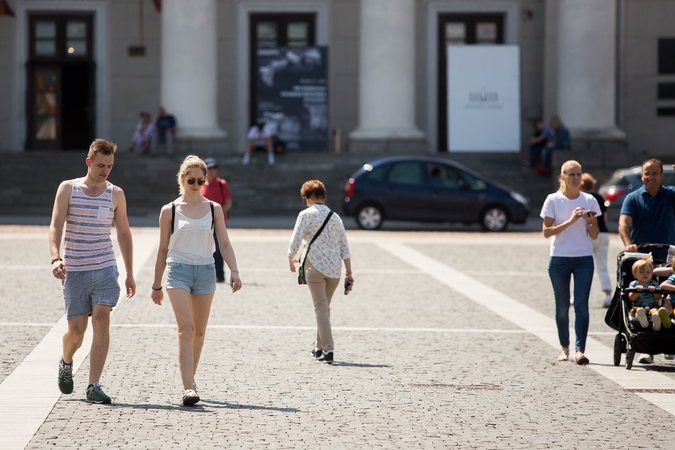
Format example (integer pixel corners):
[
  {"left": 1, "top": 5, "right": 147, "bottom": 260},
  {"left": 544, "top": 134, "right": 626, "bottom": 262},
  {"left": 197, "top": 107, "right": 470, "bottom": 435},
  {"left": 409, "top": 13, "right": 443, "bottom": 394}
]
[{"left": 256, "top": 47, "right": 329, "bottom": 152}]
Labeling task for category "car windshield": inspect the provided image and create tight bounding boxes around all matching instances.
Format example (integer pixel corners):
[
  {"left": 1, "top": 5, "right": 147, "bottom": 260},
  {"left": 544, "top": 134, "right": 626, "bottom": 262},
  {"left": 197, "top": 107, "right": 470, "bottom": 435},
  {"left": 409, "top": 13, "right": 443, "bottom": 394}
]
[
  {"left": 606, "top": 173, "right": 630, "bottom": 187},
  {"left": 459, "top": 171, "right": 487, "bottom": 190}
]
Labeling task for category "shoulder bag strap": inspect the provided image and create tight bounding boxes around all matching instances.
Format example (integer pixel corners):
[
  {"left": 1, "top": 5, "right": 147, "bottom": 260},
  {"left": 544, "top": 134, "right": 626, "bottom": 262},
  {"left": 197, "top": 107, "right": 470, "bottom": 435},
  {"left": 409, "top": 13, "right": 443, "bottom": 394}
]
[
  {"left": 171, "top": 202, "right": 175, "bottom": 235},
  {"left": 300, "top": 211, "right": 334, "bottom": 269},
  {"left": 210, "top": 201, "right": 215, "bottom": 230}
]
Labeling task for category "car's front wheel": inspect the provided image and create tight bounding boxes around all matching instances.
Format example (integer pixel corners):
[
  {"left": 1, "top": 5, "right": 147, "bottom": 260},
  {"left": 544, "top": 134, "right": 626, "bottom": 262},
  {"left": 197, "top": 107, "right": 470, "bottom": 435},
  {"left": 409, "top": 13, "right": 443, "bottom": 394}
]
[
  {"left": 356, "top": 204, "right": 384, "bottom": 230},
  {"left": 481, "top": 206, "right": 508, "bottom": 232}
]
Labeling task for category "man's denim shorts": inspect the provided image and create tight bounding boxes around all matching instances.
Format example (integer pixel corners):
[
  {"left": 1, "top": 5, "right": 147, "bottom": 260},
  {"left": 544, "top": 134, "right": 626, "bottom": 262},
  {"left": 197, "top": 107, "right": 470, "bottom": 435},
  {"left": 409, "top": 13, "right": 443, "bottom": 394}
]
[
  {"left": 166, "top": 262, "right": 216, "bottom": 295},
  {"left": 62, "top": 265, "right": 120, "bottom": 318}
]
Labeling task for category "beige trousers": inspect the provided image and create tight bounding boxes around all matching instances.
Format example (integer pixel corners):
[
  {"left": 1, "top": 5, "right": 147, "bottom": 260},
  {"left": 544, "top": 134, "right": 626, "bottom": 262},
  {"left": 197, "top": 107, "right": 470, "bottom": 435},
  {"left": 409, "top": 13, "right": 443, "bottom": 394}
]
[{"left": 306, "top": 259, "right": 340, "bottom": 352}]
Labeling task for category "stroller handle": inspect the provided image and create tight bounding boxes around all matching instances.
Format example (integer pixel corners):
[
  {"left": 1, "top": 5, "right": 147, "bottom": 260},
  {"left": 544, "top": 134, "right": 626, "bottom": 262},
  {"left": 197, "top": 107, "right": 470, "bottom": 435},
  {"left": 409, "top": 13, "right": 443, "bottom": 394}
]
[
  {"left": 625, "top": 288, "right": 671, "bottom": 295},
  {"left": 637, "top": 243, "right": 673, "bottom": 251}
]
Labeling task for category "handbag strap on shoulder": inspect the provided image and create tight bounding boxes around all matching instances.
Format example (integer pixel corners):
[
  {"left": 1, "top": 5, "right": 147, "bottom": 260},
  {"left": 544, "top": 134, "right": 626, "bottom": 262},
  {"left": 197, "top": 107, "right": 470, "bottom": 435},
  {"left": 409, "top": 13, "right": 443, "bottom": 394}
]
[{"left": 301, "top": 211, "right": 334, "bottom": 268}]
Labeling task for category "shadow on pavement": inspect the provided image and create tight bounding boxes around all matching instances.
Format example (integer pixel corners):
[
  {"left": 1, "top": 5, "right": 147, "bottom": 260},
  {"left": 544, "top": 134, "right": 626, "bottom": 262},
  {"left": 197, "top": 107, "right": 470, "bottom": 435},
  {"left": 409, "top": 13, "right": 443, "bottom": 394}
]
[{"left": 329, "top": 361, "right": 391, "bottom": 368}]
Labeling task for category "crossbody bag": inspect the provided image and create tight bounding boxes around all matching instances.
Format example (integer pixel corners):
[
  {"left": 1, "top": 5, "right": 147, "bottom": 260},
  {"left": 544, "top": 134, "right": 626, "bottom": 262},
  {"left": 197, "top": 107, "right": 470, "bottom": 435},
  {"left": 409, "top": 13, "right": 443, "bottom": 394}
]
[{"left": 298, "top": 211, "right": 334, "bottom": 285}]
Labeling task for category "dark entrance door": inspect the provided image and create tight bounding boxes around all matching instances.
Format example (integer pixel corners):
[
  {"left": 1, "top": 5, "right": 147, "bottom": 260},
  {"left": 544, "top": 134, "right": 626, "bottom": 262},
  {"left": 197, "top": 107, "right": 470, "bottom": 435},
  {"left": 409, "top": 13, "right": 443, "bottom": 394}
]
[
  {"left": 27, "top": 15, "right": 94, "bottom": 150},
  {"left": 249, "top": 13, "right": 315, "bottom": 127},
  {"left": 438, "top": 14, "right": 504, "bottom": 152}
]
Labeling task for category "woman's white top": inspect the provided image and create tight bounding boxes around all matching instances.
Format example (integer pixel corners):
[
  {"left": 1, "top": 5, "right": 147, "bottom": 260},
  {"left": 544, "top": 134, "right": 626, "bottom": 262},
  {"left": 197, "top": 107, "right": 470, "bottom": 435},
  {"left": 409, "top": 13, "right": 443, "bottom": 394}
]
[
  {"left": 288, "top": 204, "right": 351, "bottom": 278},
  {"left": 540, "top": 191, "right": 602, "bottom": 257},
  {"left": 167, "top": 209, "right": 215, "bottom": 265}
]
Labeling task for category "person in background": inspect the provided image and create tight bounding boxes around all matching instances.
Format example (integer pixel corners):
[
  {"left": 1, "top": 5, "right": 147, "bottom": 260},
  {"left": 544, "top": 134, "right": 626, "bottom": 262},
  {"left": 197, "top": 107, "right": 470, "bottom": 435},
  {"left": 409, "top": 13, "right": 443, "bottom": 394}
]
[
  {"left": 128, "top": 112, "right": 154, "bottom": 154},
  {"left": 201, "top": 157, "right": 232, "bottom": 283},
  {"left": 541, "top": 160, "right": 600, "bottom": 365},
  {"left": 288, "top": 180, "right": 353, "bottom": 364},
  {"left": 527, "top": 119, "right": 554, "bottom": 169},
  {"left": 580, "top": 173, "right": 613, "bottom": 307},
  {"left": 150, "top": 155, "right": 242, "bottom": 406},
  {"left": 151, "top": 107, "right": 177, "bottom": 156},
  {"left": 537, "top": 116, "right": 572, "bottom": 174},
  {"left": 242, "top": 119, "right": 274, "bottom": 165}
]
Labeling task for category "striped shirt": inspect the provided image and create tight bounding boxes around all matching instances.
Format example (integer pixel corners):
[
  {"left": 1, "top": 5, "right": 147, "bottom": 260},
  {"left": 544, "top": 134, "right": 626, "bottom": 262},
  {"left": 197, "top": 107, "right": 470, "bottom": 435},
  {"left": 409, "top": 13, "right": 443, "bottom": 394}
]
[{"left": 64, "top": 179, "right": 116, "bottom": 272}]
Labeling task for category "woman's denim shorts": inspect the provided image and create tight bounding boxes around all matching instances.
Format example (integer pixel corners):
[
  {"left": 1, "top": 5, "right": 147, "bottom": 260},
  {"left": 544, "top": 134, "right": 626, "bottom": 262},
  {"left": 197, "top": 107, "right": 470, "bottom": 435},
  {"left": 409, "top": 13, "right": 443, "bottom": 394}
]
[{"left": 166, "top": 262, "right": 216, "bottom": 295}]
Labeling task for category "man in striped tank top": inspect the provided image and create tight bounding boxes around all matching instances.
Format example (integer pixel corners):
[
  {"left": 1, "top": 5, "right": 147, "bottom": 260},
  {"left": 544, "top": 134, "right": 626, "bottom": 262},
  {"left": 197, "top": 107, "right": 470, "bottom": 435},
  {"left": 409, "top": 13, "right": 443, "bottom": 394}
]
[{"left": 49, "top": 139, "right": 136, "bottom": 404}]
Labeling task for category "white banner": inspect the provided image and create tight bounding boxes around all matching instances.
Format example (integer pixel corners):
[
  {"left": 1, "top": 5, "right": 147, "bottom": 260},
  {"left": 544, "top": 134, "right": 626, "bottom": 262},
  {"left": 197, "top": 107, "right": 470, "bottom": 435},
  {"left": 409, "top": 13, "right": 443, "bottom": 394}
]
[{"left": 447, "top": 46, "right": 521, "bottom": 152}]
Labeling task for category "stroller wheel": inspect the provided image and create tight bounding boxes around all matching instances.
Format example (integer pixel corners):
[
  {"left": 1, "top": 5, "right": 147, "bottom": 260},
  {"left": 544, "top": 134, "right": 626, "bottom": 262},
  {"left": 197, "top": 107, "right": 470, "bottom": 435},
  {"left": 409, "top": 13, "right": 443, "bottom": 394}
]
[
  {"left": 626, "top": 348, "right": 635, "bottom": 370},
  {"left": 613, "top": 334, "right": 623, "bottom": 366}
]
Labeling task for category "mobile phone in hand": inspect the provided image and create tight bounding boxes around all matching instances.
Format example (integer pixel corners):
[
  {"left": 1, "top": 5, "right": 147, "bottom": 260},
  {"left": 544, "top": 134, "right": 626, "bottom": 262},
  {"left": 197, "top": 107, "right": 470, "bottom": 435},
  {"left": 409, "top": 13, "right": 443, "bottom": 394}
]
[{"left": 344, "top": 279, "right": 352, "bottom": 295}]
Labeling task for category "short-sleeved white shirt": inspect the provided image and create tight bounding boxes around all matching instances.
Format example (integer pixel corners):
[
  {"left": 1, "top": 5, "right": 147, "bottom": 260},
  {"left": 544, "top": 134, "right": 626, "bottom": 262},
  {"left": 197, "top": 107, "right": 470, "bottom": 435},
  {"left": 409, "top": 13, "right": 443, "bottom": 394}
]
[
  {"left": 540, "top": 191, "right": 602, "bottom": 257},
  {"left": 247, "top": 125, "right": 272, "bottom": 146}
]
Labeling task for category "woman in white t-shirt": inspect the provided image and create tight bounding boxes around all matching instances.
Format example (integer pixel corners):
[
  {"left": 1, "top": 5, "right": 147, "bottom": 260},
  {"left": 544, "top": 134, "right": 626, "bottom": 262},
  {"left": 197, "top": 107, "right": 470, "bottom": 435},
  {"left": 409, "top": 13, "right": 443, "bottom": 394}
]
[
  {"left": 541, "top": 160, "right": 601, "bottom": 365},
  {"left": 150, "top": 155, "right": 243, "bottom": 406}
]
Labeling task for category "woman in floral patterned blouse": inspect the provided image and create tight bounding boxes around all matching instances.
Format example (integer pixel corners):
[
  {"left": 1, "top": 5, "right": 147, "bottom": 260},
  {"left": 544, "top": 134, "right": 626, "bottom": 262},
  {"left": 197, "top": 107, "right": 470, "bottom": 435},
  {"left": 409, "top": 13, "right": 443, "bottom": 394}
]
[{"left": 288, "top": 180, "right": 353, "bottom": 363}]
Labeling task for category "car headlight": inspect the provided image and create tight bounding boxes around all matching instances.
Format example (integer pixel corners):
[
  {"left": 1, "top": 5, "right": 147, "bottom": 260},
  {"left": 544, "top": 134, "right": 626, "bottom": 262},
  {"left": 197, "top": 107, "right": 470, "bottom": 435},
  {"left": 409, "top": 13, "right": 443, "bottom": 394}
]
[{"left": 510, "top": 192, "right": 529, "bottom": 206}]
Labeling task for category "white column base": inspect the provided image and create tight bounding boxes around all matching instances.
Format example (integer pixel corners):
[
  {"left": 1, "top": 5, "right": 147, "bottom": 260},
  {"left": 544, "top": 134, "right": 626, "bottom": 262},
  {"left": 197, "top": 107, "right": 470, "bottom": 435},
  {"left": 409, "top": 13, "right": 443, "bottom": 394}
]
[
  {"left": 176, "top": 127, "right": 228, "bottom": 140},
  {"left": 349, "top": 127, "right": 425, "bottom": 141}
]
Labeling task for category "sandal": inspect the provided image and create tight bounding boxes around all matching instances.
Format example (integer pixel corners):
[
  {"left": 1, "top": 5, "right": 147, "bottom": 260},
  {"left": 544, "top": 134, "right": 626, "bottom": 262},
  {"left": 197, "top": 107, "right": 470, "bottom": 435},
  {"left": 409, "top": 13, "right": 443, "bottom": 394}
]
[
  {"left": 557, "top": 347, "right": 570, "bottom": 361},
  {"left": 574, "top": 351, "right": 589, "bottom": 365}
]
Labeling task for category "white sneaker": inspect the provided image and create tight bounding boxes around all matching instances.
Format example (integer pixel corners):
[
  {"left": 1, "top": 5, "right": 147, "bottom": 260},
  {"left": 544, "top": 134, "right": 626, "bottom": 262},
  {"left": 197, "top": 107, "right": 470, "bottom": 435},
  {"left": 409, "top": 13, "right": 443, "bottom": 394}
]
[
  {"left": 242, "top": 154, "right": 250, "bottom": 165},
  {"left": 652, "top": 312, "right": 662, "bottom": 331},
  {"left": 267, "top": 154, "right": 275, "bottom": 165},
  {"left": 638, "top": 354, "right": 654, "bottom": 364},
  {"left": 636, "top": 308, "right": 649, "bottom": 328}
]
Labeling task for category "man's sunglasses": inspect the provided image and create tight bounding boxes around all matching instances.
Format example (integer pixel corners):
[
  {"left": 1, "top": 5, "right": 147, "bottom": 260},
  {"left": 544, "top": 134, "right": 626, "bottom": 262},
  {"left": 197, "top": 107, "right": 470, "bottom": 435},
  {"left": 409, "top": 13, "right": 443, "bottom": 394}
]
[{"left": 187, "top": 178, "right": 206, "bottom": 186}]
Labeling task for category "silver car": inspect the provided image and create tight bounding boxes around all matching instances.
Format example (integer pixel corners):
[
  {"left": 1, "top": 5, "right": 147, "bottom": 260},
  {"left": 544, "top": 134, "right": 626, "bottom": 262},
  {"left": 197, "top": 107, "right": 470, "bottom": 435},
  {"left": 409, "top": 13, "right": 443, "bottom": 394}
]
[{"left": 598, "top": 165, "right": 675, "bottom": 220}]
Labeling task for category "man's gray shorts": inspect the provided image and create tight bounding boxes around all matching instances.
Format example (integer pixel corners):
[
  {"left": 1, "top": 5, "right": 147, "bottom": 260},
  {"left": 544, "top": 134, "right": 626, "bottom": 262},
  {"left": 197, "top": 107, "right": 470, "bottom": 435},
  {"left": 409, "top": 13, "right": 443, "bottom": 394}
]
[{"left": 62, "top": 265, "right": 120, "bottom": 318}]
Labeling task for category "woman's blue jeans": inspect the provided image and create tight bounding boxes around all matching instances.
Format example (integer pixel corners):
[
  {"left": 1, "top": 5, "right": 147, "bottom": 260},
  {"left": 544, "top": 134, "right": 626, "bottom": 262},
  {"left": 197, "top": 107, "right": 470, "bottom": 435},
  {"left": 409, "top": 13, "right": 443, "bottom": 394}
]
[{"left": 548, "top": 256, "right": 594, "bottom": 352}]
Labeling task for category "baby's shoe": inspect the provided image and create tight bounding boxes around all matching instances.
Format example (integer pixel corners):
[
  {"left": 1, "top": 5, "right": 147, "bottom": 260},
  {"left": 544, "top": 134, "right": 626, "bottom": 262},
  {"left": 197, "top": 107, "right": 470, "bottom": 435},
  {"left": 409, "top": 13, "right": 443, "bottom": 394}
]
[
  {"left": 652, "top": 311, "right": 662, "bottom": 331},
  {"left": 659, "top": 308, "right": 671, "bottom": 329},
  {"left": 636, "top": 308, "right": 649, "bottom": 328}
]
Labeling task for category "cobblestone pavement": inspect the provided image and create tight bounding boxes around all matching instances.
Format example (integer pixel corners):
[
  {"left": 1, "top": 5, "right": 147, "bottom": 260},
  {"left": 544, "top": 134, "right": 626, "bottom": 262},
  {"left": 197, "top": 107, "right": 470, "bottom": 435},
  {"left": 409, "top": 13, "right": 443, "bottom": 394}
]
[{"left": 3, "top": 226, "right": 675, "bottom": 449}]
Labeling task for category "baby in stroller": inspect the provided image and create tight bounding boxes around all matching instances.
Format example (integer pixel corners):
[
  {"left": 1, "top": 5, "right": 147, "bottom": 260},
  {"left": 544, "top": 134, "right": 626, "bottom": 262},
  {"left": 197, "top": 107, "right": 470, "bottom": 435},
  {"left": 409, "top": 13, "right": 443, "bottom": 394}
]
[
  {"left": 628, "top": 257, "right": 671, "bottom": 330},
  {"left": 658, "top": 259, "right": 675, "bottom": 321}
]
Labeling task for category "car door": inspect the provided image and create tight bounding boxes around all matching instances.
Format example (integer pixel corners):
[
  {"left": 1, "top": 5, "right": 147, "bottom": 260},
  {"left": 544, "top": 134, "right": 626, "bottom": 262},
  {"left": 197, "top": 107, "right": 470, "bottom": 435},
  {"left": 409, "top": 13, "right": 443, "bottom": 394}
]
[
  {"left": 426, "top": 162, "right": 483, "bottom": 222},
  {"left": 380, "top": 161, "right": 431, "bottom": 220}
]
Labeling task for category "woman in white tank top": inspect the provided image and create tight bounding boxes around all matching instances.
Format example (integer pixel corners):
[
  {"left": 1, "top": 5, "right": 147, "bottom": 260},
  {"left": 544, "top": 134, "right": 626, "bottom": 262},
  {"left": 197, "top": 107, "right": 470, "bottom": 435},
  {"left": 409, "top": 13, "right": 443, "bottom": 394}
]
[{"left": 150, "top": 155, "right": 243, "bottom": 406}]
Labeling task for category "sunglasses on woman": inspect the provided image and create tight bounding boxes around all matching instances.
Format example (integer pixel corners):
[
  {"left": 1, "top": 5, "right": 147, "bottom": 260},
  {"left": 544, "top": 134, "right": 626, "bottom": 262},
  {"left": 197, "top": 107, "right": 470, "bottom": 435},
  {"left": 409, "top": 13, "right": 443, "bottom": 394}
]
[{"left": 186, "top": 178, "right": 206, "bottom": 186}]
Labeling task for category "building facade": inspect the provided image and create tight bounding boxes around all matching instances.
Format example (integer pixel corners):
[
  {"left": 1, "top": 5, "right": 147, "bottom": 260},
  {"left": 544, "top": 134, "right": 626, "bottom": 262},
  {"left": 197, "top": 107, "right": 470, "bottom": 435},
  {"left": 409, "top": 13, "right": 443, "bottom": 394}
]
[{"left": 0, "top": 0, "right": 673, "bottom": 160}]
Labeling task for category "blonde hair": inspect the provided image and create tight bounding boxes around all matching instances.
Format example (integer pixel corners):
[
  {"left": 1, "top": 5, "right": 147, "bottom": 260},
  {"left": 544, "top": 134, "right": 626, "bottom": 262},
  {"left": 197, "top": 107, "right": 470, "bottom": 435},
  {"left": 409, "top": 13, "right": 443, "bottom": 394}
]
[
  {"left": 176, "top": 155, "right": 207, "bottom": 195},
  {"left": 87, "top": 139, "right": 117, "bottom": 159},
  {"left": 558, "top": 160, "right": 582, "bottom": 192},
  {"left": 632, "top": 256, "right": 654, "bottom": 277},
  {"left": 580, "top": 173, "right": 596, "bottom": 192}
]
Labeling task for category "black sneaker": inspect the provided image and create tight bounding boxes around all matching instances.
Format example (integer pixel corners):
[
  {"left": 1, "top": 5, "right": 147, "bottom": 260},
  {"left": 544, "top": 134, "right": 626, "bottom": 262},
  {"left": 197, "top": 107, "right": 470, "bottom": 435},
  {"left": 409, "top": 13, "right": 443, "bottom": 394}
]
[
  {"left": 311, "top": 347, "right": 323, "bottom": 358},
  {"left": 317, "top": 350, "right": 333, "bottom": 363},
  {"left": 58, "top": 359, "right": 74, "bottom": 394},
  {"left": 86, "top": 383, "right": 112, "bottom": 404}
]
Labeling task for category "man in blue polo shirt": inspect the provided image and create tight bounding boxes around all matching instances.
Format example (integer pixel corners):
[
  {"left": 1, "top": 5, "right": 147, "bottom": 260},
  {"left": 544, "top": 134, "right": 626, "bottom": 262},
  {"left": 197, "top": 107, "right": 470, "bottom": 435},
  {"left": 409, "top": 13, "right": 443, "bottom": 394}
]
[{"left": 619, "top": 158, "right": 675, "bottom": 364}]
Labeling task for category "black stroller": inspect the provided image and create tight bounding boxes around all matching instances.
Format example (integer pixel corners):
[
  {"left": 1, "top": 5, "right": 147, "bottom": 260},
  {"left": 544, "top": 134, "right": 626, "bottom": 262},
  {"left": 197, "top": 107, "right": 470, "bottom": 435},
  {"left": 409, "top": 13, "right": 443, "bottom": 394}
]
[{"left": 605, "top": 243, "right": 675, "bottom": 369}]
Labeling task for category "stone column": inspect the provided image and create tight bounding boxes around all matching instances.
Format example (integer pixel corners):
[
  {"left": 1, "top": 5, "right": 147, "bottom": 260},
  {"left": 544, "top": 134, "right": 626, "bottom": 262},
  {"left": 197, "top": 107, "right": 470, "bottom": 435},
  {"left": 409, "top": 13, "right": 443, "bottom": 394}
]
[
  {"left": 160, "top": 0, "right": 226, "bottom": 139},
  {"left": 349, "top": 0, "right": 425, "bottom": 152},
  {"left": 556, "top": 0, "right": 621, "bottom": 136}
]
